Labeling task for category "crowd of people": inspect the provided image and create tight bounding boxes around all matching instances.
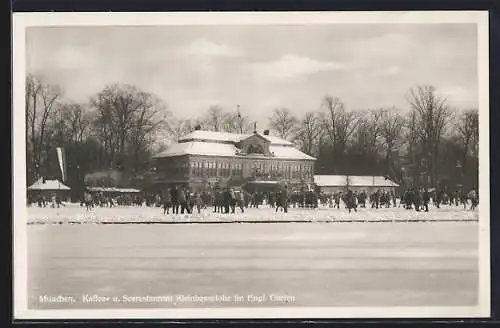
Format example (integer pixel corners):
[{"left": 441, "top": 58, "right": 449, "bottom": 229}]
[
  {"left": 76, "top": 184, "right": 479, "bottom": 214},
  {"left": 315, "top": 187, "right": 479, "bottom": 213},
  {"left": 27, "top": 193, "right": 65, "bottom": 208}
]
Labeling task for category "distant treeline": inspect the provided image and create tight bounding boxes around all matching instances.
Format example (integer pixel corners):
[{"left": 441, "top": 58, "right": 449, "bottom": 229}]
[{"left": 25, "top": 73, "right": 479, "bottom": 196}]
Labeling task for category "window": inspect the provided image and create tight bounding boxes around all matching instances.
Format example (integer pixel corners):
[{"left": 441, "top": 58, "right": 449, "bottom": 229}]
[
  {"left": 210, "top": 162, "right": 215, "bottom": 176},
  {"left": 190, "top": 161, "right": 195, "bottom": 176},
  {"left": 233, "top": 162, "right": 241, "bottom": 176}
]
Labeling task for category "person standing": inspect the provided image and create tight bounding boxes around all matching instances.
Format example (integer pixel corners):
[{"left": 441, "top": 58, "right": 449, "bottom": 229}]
[
  {"left": 50, "top": 193, "right": 56, "bottom": 208},
  {"left": 282, "top": 185, "right": 289, "bottom": 213},
  {"left": 179, "top": 188, "right": 189, "bottom": 214},
  {"left": 186, "top": 189, "right": 194, "bottom": 214},
  {"left": 194, "top": 192, "right": 203, "bottom": 214},
  {"left": 230, "top": 188, "right": 237, "bottom": 214},
  {"left": 214, "top": 189, "right": 222, "bottom": 213},
  {"left": 212, "top": 189, "right": 218, "bottom": 213},
  {"left": 163, "top": 188, "right": 172, "bottom": 214},
  {"left": 55, "top": 193, "right": 62, "bottom": 208},
  {"left": 423, "top": 188, "right": 430, "bottom": 212},
  {"left": 413, "top": 187, "right": 422, "bottom": 211},
  {"left": 84, "top": 191, "right": 93, "bottom": 211},
  {"left": 275, "top": 190, "right": 282, "bottom": 213},
  {"left": 171, "top": 186, "right": 179, "bottom": 214},
  {"left": 223, "top": 187, "right": 231, "bottom": 214},
  {"left": 237, "top": 190, "right": 245, "bottom": 213},
  {"left": 345, "top": 189, "right": 357, "bottom": 213},
  {"left": 468, "top": 188, "right": 479, "bottom": 210}
]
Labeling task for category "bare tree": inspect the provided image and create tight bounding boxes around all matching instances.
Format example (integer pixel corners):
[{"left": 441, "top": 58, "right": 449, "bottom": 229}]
[
  {"left": 455, "top": 109, "right": 479, "bottom": 168},
  {"left": 25, "top": 74, "right": 63, "bottom": 181},
  {"left": 221, "top": 113, "right": 239, "bottom": 133},
  {"left": 90, "top": 83, "right": 167, "bottom": 171},
  {"left": 268, "top": 107, "right": 299, "bottom": 140},
  {"left": 205, "top": 105, "right": 227, "bottom": 132},
  {"left": 351, "top": 109, "right": 383, "bottom": 156},
  {"left": 128, "top": 91, "right": 168, "bottom": 171},
  {"left": 380, "top": 107, "right": 405, "bottom": 179},
  {"left": 164, "top": 118, "right": 193, "bottom": 141},
  {"left": 403, "top": 110, "right": 419, "bottom": 163},
  {"left": 294, "top": 111, "right": 322, "bottom": 156},
  {"left": 47, "top": 103, "right": 92, "bottom": 146},
  {"left": 406, "top": 85, "right": 453, "bottom": 186},
  {"left": 319, "top": 95, "right": 361, "bottom": 156}
]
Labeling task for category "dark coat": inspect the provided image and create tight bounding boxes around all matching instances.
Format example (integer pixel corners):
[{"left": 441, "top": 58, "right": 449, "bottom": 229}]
[
  {"left": 170, "top": 188, "right": 179, "bottom": 203},
  {"left": 223, "top": 190, "right": 231, "bottom": 204},
  {"left": 423, "top": 191, "right": 430, "bottom": 202}
]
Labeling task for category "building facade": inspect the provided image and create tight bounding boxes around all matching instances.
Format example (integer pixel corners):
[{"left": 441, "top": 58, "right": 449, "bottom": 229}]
[{"left": 150, "top": 130, "right": 316, "bottom": 192}]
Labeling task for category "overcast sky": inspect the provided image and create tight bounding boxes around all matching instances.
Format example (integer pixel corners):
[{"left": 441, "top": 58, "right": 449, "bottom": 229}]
[{"left": 27, "top": 24, "right": 478, "bottom": 124}]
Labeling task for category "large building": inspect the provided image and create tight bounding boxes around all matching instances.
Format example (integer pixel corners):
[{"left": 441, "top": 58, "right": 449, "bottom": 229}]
[{"left": 150, "top": 129, "right": 316, "bottom": 192}]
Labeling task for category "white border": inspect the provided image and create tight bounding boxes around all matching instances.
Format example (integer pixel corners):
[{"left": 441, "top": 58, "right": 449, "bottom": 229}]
[{"left": 12, "top": 11, "right": 490, "bottom": 320}]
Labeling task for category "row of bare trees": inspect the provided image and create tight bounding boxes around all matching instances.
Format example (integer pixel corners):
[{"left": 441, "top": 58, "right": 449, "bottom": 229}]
[
  {"left": 26, "top": 73, "right": 479, "bottom": 194},
  {"left": 266, "top": 86, "right": 478, "bottom": 188},
  {"left": 25, "top": 75, "right": 169, "bottom": 192}
]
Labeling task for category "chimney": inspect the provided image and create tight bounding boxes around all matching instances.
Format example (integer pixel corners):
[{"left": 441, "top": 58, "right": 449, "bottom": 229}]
[{"left": 263, "top": 129, "right": 270, "bottom": 136}]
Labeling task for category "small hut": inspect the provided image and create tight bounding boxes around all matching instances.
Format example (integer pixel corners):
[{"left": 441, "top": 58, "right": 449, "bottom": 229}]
[{"left": 27, "top": 177, "right": 71, "bottom": 203}]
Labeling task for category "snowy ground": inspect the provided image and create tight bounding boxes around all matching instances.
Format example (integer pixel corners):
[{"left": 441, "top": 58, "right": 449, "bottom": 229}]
[{"left": 25, "top": 202, "right": 479, "bottom": 225}]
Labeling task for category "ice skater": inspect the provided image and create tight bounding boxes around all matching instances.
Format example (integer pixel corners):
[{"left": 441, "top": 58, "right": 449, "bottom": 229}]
[
  {"left": 84, "top": 191, "right": 93, "bottom": 211},
  {"left": 162, "top": 188, "right": 172, "bottom": 214}
]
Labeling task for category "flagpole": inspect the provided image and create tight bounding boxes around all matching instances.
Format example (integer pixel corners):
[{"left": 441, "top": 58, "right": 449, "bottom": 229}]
[{"left": 57, "top": 179, "right": 60, "bottom": 216}]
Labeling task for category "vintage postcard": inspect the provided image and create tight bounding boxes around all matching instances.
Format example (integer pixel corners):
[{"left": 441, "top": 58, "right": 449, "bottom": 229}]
[{"left": 12, "top": 11, "right": 490, "bottom": 319}]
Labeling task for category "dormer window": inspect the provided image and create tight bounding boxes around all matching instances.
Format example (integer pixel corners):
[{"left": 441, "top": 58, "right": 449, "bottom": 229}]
[{"left": 247, "top": 144, "right": 265, "bottom": 154}]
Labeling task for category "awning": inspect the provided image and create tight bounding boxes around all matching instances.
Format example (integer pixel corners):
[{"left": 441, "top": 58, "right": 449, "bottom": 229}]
[{"left": 86, "top": 187, "right": 141, "bottom": 193}]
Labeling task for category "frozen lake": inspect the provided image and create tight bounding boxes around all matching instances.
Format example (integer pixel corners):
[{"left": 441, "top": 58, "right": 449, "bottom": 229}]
[{"left": 26, "top": 211, "right": 479, "bottom": 309}]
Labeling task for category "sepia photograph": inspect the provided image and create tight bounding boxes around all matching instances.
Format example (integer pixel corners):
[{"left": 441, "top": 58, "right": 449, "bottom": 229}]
[{"left": 12, "top": 11, "right": 490, "bottom": 319}]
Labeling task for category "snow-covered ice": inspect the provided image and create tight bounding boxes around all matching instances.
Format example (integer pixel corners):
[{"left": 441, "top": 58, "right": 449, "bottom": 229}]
[
  {"left": 27, "top": 220, "right": 479, "bottom": 309},
  {"left": 25, "top": 202, "right": 480, "bottom": 225}
]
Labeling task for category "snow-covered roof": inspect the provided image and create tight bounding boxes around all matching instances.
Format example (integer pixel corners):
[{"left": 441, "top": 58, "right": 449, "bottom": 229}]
[
  {"left": 269, "top": 145, "right": 315, "bottom": 160},
  {"left": 179, "top": 131, "right": 246, "bottom": 143},
  {"left": 157, "top": 141, "right": 238, "bottom": 157},
  {"left": 314, "top": 175, "right": 399, "bottom": 187},
  {"left": 155, "top": 130, "right": 313, "bottom": 160},
  {"left": 262, "top": 135, "right": 293, "bottom": 146},
  {"left": 348, "top": 176, "right": 399, "bottom": 187},
  {"left": 178, "top": 130, "right": 293, "bottom": 146},
  {"left": 28, "top": 178, "right": 71, "bottom": 191},
  {"left": 314, "top": 175, "right": 348, "bottom": 187}
]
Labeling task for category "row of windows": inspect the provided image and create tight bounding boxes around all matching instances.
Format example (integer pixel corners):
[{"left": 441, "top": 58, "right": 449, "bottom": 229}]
[
  {"left": 159, "top": 159, "right": 314, "bottom": 179},
  {"left": 190, "top": 161, "right": 243, "bottom": 178}
]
